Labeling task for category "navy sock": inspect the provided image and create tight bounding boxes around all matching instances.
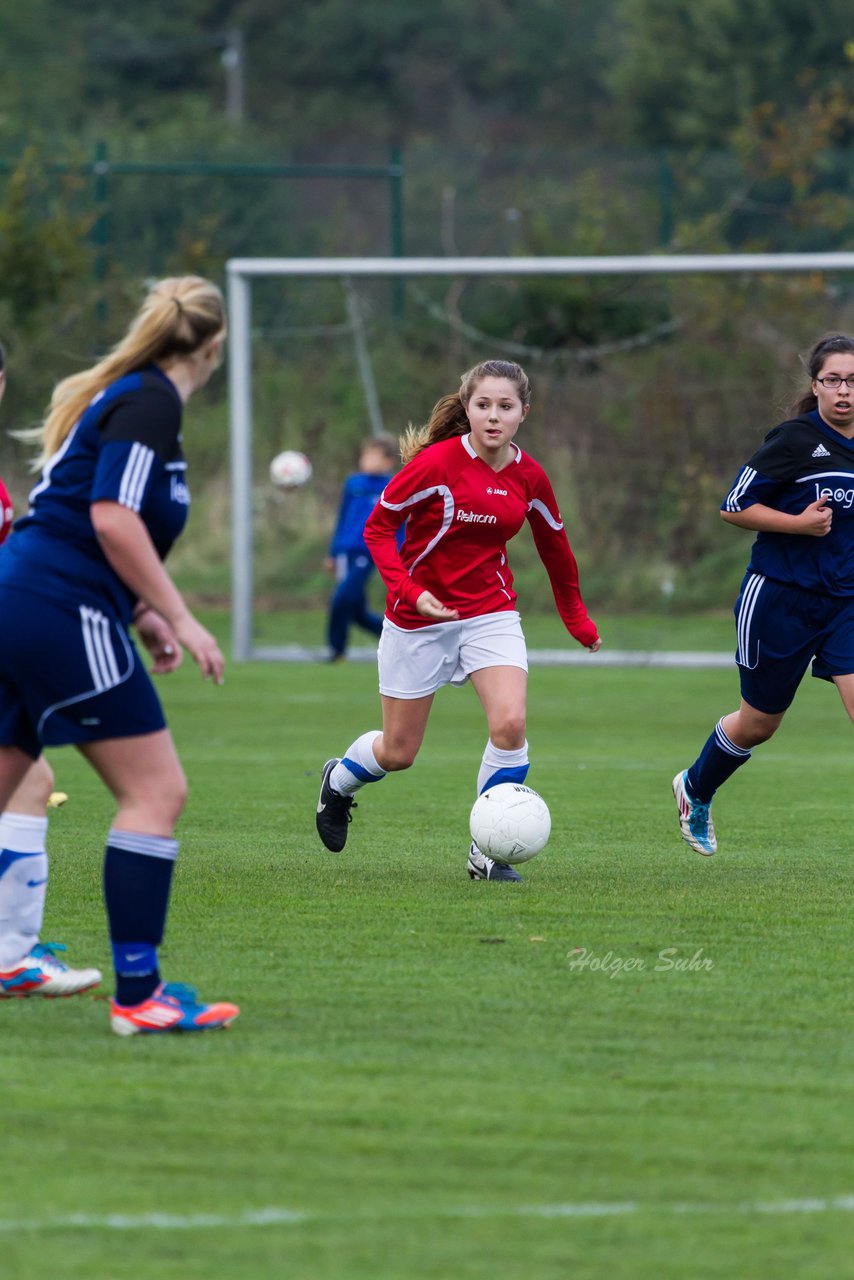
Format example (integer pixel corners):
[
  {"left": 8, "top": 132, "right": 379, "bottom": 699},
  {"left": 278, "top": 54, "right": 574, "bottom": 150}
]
[
  {"left": 686, "top": 719, "right": 752, "bottom": 804},
  {"left": 103, "top": 829, "right": 178, "bottom": 1006}
]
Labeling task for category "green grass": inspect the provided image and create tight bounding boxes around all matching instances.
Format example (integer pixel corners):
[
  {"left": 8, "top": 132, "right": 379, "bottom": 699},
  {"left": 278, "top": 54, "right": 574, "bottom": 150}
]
[{"left": 2, "top": 624, "right": 851, "bottom": 1279}]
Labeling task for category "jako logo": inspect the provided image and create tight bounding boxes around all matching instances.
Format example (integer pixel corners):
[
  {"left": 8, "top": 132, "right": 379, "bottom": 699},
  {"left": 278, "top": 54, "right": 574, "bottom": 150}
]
[
  {"left": 816, "top": 483, "right": 854, "bottom": 509},
  {"left": 457, "top": 509, "right": 497, "bottom": 524},
  {"left": 486, "top": 487, "right": 508, "bottom": 496}
]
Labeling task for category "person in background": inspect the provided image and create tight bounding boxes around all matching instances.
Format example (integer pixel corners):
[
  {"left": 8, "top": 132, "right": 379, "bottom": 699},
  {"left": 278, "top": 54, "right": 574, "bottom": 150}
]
[
  {"left": 0, "top": 338, "right": 98, "bottom": 998},
  {"left": 316, "top": 359, "right": 601, "bottom": 882},
  {"left": 324, "top": 435, "right": 399, "bottom": 661},
  {"left": 673, "top": 333, "right": 854, "bottom": 855},
  {"left": 0, "top": 278, "right": 239, "bottom": 1034}
]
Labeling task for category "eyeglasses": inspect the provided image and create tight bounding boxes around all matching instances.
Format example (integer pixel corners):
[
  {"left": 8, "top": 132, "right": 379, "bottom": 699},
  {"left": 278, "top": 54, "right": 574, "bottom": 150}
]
[{"left": 815, "top": 375, "right": 854, "bottom": 389}]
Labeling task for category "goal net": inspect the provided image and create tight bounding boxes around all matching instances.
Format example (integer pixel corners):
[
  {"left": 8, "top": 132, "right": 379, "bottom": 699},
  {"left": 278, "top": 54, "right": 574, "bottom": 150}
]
[{"left": 226, "top": 252, "right": 854, "bottom": 662}]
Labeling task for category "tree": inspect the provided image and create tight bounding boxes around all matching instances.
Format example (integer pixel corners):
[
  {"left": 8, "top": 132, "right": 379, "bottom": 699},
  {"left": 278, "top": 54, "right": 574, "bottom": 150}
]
[{"left": 607, "top": 0, "right": 854, "bottom": 147}]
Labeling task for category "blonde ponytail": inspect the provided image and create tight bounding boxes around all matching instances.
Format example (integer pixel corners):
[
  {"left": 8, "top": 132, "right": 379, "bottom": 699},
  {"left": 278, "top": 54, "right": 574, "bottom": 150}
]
[{"left": 34, "top": 276, "right": 225, "bottom": 467}]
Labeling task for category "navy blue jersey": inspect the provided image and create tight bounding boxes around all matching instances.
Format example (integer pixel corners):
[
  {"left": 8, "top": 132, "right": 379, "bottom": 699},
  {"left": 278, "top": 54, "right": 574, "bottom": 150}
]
[
  {"left": 328, "top": 471, "right": 390, "bottom": 556},
  {"left": 722, "top": 411, "right": 854, "bottom": 596},
  {"left": 0, "top": 367, "right": 188, "bottom": 622}
]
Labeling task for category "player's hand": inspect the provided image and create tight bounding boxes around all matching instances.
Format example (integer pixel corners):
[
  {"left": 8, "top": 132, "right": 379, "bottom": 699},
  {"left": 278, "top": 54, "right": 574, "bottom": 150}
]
[
  {"left": 798, "top": 496, "right": 833, "bottom": 536},
  {"left": 135, "top": 608, "right": 183, "bottom": 675},
  {"left": 586, "top": 637, "right": 602, "bottom": 653},
  {"left": 323, "top": 556, "right": 335, "bottom": 574},
  {"left": 415, "top": 590, "right": 459, "bottom": 621},
  {"left": 173, "top": 615, "right": 226, "bottom": 685}
]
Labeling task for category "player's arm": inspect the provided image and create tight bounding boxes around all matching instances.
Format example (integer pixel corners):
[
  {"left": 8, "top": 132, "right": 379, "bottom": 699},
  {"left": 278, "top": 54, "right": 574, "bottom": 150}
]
[
  {"left": 90, "top": 389, "right": 223, "bottom": 682},
  {"left": 720, "top": 427, "right": 832, "bottom": 538},
  {"left": 363, "top": 461, "right": 458, "bottom": 619},
  {"left": 721, "top": 500, "right": 832, "bottom": 536},
  {"left": 90, "top": 502, "right": 223, "bottom": 683},
  {"left": 0, "top": 475, "right": 13, "bottom": 544},
  {"left": 526, "top": 478, "right": 600, "bottom": 651}
]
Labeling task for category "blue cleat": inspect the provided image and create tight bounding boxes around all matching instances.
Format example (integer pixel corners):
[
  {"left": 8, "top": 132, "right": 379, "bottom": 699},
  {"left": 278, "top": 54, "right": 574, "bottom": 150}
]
[{"left": 672, "top": 771, "right": 717, "bottom": 855}]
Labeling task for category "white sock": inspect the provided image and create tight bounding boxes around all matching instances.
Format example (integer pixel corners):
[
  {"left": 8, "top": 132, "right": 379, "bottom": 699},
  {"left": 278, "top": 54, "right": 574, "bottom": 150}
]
[
  {"left": 477, "top": 740, "right": 530, "bottom": 795},
  {"left": 0, "top": 814, "right": 49, "bottom": 969},
  {"left": 332, "top": 732, "right": 386, "bottom": 796}
]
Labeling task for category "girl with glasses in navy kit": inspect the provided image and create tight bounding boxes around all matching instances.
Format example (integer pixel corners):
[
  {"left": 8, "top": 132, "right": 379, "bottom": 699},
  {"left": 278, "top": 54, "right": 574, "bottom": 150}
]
[{"left": 673, "top": 333, "right": 854, "bottom": 856}]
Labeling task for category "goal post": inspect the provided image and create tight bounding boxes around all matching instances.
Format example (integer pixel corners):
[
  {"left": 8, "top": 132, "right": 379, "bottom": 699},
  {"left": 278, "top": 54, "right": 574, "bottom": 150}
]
[{"left": 227, "top": 252, "right": 854, "bottom": 661}]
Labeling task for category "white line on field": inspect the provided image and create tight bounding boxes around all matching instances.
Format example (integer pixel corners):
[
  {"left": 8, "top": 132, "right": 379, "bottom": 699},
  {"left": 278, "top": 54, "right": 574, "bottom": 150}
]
[{"left": 0, "top": 1195, "right": 852, "bottom": 1233}]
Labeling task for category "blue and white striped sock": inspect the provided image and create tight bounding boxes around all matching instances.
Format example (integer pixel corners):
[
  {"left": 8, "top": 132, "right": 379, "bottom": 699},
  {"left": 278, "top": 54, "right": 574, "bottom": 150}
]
[
  {"left": 332, "top": 732, "right": 386, "bottom": 796},
  {"left": 477, "top": 740, "right": 530, "bottom": 795},
  {"left": 0, "top": 814, "right": 49, "bottom": 969},
  {"left": 687, "top": 719, "right": 751, "bottom": 804}
]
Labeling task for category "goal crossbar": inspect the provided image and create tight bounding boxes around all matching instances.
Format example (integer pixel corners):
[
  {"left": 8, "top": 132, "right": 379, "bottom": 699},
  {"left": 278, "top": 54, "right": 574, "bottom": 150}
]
[{"left": 227, "top": 252, "right": 854, "bottom": 661}]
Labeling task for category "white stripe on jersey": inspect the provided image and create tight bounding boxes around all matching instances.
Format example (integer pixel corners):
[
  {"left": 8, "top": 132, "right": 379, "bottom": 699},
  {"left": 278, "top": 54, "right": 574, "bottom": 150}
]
[
  {"left": 724, "top": 466, "right": 757, "bottom": 512},
  {"left": 527, "top": 497, "right": 564, "bottom": 531},
  {"left": 80, "top": 606, "right": 122, "bottom": 691},
  {"left": 119, "top": 443, "right": 155, "bottom": 512},
  {"left": 794, "top": 470, "right": 852, "bottom": 483},
  {"left": 380, "top": 484, "right": 454, "bottom": 574},
  {"left": 735, "top": 573, "right": 764, "bottom": 670}
]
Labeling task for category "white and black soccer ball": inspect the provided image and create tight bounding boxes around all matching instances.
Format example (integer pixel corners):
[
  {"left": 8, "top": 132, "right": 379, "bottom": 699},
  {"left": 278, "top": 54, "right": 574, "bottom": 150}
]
[
  {"left": 269, "top": 450, "right": 312, "bottom": 490},
  {"left": 469, "top": 782, "right": 551, "bottom": 865}
]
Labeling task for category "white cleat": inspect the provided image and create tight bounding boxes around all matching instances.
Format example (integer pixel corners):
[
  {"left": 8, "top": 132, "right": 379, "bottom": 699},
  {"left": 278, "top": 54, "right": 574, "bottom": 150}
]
[
  {"left": 672, "top": 771, "right": 717, "bottom": 855},
  {"left": 0, "top": 943, "right": 102, "bottom": 998}
]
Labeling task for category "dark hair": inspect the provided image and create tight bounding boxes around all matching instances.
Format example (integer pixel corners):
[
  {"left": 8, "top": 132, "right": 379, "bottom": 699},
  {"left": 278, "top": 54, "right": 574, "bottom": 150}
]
[
  {"left": 0, "top": 339, "right": 5, "bottom": 372},
  {"left": 793, "top": 333, "right": 854, "bottom": 414}
]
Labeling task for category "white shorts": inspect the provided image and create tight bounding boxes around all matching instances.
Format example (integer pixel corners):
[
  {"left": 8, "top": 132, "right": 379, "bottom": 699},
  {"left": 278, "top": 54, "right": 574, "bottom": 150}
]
[{"left": 378, "top": 611, "right": 528, "bottom": 699}]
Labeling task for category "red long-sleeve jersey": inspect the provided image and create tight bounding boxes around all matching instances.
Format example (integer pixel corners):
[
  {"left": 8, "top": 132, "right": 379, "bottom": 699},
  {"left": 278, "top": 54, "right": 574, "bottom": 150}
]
[
  {"left": 363, "top": 433, "right": 598, "bottom": 646},
  {"left": 0, "top": 475, "right": 13, "bottom": 545}
]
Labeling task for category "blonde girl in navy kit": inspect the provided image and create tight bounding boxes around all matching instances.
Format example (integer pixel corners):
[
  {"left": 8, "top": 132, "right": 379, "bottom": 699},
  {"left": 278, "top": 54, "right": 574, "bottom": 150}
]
[{"left": 0, "top": 278, "right": 239, "bottom": 1033}]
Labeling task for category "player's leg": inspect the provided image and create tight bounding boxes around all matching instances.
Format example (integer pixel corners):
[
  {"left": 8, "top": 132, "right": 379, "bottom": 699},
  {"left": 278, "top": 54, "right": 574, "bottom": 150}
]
[
  {"left": 832, "top": 672, "right": 854, "bottom": 722},
  {"left": 317, "top": 618, "right": 453, "bottom": 852},
  {"left": 350, "top": 560, "right": 383, "bottom": 639},
  {"left": 326, "top": 555, "right": 356, "bottom": 659},
  {"left": 0, "top": 747, "right": 102, "bottom": 997},
  {"left": 79, "top": 730, "right": 238, "bottom": 1035},
  {"left": 316, "top": 694, "right": 434, "bottom": 852},
  {"left": 466, "top": 665, "right": 529, "bottom": 882},
  {"left": 5, "top": 754, "right": 54, "bottom": 814},
  {"left": 673, "top": 577, "right": 813, "bottom": 856}
]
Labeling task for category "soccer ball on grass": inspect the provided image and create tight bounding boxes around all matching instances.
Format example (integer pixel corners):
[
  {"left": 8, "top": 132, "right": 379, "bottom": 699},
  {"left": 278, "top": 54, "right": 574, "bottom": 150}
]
[
  {"left": 469, "top": 782, "right": 551, "bottom": 865},
  {"left": 269, "top": 450, "right": 312, "bottom": 489}
]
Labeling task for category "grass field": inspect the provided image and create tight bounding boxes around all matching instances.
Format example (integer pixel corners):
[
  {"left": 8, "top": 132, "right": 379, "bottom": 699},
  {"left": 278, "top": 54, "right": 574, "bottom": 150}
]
[{"left": 2, "top": 614, "right": 851, "bottom": 1279}]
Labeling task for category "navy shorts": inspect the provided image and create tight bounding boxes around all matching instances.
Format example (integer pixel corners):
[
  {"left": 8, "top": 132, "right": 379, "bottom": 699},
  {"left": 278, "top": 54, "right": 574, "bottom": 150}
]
[
  {"left": 0, "top": 586, "right": 166, "bottom": 758},
  {"left": 734, "top": 572, "right": 854, "bottom": 715}
]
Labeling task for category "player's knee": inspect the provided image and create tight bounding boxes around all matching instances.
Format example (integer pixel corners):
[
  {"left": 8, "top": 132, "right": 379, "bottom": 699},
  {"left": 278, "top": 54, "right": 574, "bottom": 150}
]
[
  {"left": 378, "top": 743, "right": 417, "bottom": 771},
  {"left": 490, "top": 716, "right": 527, "bottom": 750},
  {"left": 138, "top": 767, "right": 188, "bottom": 826},
  {"left": 738, "top": 716, "right": 780, "bottom": 748}
]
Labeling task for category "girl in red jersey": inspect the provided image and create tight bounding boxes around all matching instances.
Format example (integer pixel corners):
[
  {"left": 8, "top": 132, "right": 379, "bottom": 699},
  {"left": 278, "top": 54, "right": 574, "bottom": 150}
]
[{"left": 316, "top": 359, "right": 601, "bottom": 881}]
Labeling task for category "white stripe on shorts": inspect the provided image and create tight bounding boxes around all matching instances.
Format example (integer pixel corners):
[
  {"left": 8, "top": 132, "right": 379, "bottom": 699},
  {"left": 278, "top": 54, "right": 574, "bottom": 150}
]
[{"left": 735, "top": 573, "right": 764, "bottom": 670}]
